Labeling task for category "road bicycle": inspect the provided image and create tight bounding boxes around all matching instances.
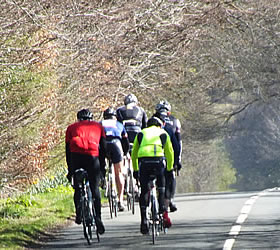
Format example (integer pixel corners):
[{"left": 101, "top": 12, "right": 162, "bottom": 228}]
[
  {"left": 124, "top": 154, "right": 136, "bottom": 214},
  {"left": 105, "top": 158, "right": 118, "bottom": 219},
  {"left": 147, "top": 175, "right": 166, "bottom": 245},
  {"left": 74, "top": 168, "right": 100, "bottom": 245}
]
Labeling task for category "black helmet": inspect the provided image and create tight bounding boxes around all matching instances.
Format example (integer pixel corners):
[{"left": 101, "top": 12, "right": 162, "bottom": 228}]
[
  {"left": 103, "top": 107, "right": 116, "bottom": 119},
  {"left": 147, "top": 116, "right": 164, "bottom": 128},
  {"left": 77, "top": 109, "right": 93, "bottom": 120},
  {"left": 153, "top": 112, "right": 167, "bottom": 123},
  {"left": 124, "top": 93, "right": 138, "bottom": 105},
  {"left": 155, "top": 100, "right": 171, "bottom": 113}
]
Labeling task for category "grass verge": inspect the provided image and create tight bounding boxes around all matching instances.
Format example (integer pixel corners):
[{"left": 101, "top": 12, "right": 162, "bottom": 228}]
[
  {"left": 0, "top": 185, "right": 74, "bottom": 250},
  {"left": 0, "top": 184, "right": 108, "bottom": 250}
]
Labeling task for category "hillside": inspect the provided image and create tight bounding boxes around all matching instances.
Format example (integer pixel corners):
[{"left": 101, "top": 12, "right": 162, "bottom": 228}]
[{"left": 1, "top": 0, "right": 280, "bottom": 196}]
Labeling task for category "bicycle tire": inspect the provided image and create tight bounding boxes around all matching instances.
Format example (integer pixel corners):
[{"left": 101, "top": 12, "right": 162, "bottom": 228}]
[
  {"left": 90, "top": 202, "right": 100, "bottom": 243},
  {"left": 127, "top": 191, "right": 131, "bottom": 211},
  {"left": 126, "top": 174, "right": 131, "bottom": 211},
  {"left": 151, "top": 195, "right": 157, "bottom": 245},
  {"left": 114, "top": 197, "right": 118, "bottom": 217},
  {"left": 107, "top": 179, "right": 113, "bottom": 219},
  {"left": 81, "top": 200, "right": 91, "bottom": 245},
  {"left": 129, "top": 173, "right": 135, "bottom": 214}
]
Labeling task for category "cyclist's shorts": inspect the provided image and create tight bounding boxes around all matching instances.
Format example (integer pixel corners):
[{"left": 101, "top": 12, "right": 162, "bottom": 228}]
[
  {"left": 125, "top": 126, "right": 141, "bottom": 143},
  {"left": 106, "top": 139, "right": 123, "bottom": 164}
]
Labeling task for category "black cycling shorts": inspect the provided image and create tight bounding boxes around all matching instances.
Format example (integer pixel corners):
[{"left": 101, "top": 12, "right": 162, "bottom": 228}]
[{"left": 106, "top": 139, "right": 123, "bottom": 164}]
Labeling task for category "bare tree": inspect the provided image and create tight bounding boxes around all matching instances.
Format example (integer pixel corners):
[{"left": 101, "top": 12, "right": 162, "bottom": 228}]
[{"left": 1, "top": 0, "right": 280, "bottom": 194}]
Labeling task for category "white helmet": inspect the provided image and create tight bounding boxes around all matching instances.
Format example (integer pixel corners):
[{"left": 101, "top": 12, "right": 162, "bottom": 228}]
[
  {"left": 155, "top": 100, "right": 171, "bottom": 113},
  {"left": 124, "top": 93, "right": 138, "bottom": 105}
]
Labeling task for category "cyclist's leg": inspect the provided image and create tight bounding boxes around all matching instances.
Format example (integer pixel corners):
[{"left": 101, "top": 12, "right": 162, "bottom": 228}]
[
  {"left": 138, "top": 161, "right": 150, "bottom": 234},
  {"left": 169, "top": 176, "right": 177, "bottom": 212},
  {"left": 114, "top": 161, "right": 125, "bottom": 211},
  {"left": 86, "top": 156, "right": 105, "bottom": 234},
  {"left": 71, "top": 153, "right": 86, "bottom": 224},
  {"left": 164, "top": 167, "right": 177, "bottom": 212},
  {"left": 164, "top": 169, "right": 172, "bottom": 210},
  {"left": 155, "top": 164, "right": 166, "bottom": 214},
  {"left": 110, "top": 140, "right": 125, "bottom": 211},
  {"left": 156, "top": 162, "right": 172, "bottom": 228}
]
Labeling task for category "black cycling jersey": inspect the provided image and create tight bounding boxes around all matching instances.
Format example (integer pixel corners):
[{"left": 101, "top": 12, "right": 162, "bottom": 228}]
[{"left": 116, "top": 104, "right": 148, "bottom": 143}]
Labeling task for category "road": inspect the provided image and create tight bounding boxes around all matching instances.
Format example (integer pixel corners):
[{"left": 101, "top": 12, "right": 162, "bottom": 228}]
[{"left": 38, "top": 188, "right": 280, "bottom": 250}]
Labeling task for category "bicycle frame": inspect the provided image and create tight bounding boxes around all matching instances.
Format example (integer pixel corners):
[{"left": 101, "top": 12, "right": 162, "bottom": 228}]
[
  {"left": 124, "top": 154, "right": 136, "bottom": 214},
  {"left": 74, "top": 168, "right": 100, "bottom": 245},
  {"left": 105, "top": 158, "right": 118, "bottom": 218},
  {"left": 147, "top": 175, "right": 164, "bottom": 245}
]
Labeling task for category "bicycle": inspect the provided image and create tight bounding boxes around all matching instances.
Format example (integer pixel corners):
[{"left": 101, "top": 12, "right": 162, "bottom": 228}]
[
  {"left": 105, "top": 158, "right": 118, "bottom": 219},
  {"left": 124, "top": 154, "right": 135, "bottom": 214},
  {"left": 73, "top": 168, "right": 100, "bottom": 245},
  {"left": 147, "top": 175, "right": 166, "bottom": 245}
]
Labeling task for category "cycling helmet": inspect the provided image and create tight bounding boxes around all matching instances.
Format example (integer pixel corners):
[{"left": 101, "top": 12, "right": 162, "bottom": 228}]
[
  {"left": 77, "top": 109, "right": 93, "bottom": 120},
  {"left": 124, "top": 93, "right": 138, "bottom": 105},
  {"left": 103, "top": 107, "right": 116, "bottom": 119},
  {"left": 155, "top": 100, "right": 171, "bottom": 113},
  {"left": 147, "top": 116, "right": 164, "bottom": 128}
]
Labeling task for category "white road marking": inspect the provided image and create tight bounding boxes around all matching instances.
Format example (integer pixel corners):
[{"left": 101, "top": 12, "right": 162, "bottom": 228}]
[
  {"left": 236, "top": 213, "right": 248, "bottom": 224},
  {"left": 223, "top": 239, "right": 235, "bottom": 250},
  {"left": 222, "top": 189, "right": 272, "bottom": 250},
  {"left": 229, "top": 225, "right": 241, "bottom": 236}
]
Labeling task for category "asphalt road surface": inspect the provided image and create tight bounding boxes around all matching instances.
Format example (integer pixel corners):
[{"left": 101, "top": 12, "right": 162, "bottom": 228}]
[{"left": 37, "top": 188, "right": 280, "bottom": 250}]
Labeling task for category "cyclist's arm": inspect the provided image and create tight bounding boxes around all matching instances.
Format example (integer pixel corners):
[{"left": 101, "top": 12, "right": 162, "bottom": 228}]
[
  {"left": 121, "top": 124, "right": 130, "bottom": 155},
  {"left": 121, "top": 135, "right": 130, "bottom": 156},
  {"left": 65, "top": 127, "right": 73, "bottom": 174},
  {"left": 65, "top": 142, "right": 73, "bottom": 172},
  {"left": 163, "top": 134, "right": 174, "bottom": 171},
  {"left": 99, "top": 128, "right": 107, "bottom": 170},
  {"left": 174, "top": 118, "right": 182, "bottom": 162},
  {"left": 131, "top": 134, "right": 140, "bottom": 171},
  {"left": 116, "top": 108, "right": 123, "bottom": 123},
  {"left": 141, "top": 109, "right": 148, "bottom": 128}
]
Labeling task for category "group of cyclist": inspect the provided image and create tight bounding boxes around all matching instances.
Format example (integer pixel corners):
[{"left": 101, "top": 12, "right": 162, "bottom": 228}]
[{"left": 65, "top": 93, "right": 182, "bottom": 235}]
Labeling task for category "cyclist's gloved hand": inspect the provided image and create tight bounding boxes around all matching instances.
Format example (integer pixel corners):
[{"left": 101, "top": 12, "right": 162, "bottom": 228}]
[
  {"left": 166, "top": 170, "right": 175, "bottom": 181},
  {"left": 66, "top": 172, "right": 72, "bottom": 183},
  {"left": 133, "top": 171, "right": 139, "bottom": 180},
  {"left": 101, "top": 168, "right": 106, "bottom": 179},
  {"left": 177, "top": 162, "right": 182, "bottom": 171},
  {"left": 100, "top": 175, "right": 106, "bottom": 190}
]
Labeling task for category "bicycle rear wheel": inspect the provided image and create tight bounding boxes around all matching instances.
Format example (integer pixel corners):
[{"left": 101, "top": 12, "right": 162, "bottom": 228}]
[
  {"left": 113, "top": 196, "right": 118, "bottom": 217},
  {"left": 92, "top": 214, "right": 100, "bottom": 242},
  {"left": 151, "top": 196, "right": 157, "bottom": 245},
  {"left": 107, "top": 179, "right": 113, "bottom": 219},
  {"left": 81, "top": 200, "right": 91, "bottom": 245},
  {"left": 128, "top": 173, "right": 135, "bottom": 214}
]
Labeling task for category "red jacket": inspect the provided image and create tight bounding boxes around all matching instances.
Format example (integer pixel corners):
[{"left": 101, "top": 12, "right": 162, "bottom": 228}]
[{"left": 66, "top": 120, "right": 105, "bottom": 156}]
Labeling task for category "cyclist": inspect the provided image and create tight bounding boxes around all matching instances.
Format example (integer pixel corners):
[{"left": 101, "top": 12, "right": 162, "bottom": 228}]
[
  {"left": 153, "top": 112, "right": 180, "bottom": 212},
  {"left": 155, "top": 100, "right": 182, "bottom": 212},
  {"left": 117, "top": 94, "right": 148, "bottom": 201},
  {"left": 131, "top": 116, "right": 174, "bottom": 235},
  {"left": 116, "top": 93, "right": 148, "bottom": 146},
  {"left": 65, "top": 109, "right": 106, "bottom": 235},
  {"left": 101, "top": 107, "right": 130, "bottom": 212}
]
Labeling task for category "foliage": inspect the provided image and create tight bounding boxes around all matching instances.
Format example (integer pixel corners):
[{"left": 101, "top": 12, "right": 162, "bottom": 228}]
[
  {"left": 1, "top": 0, "right": 280, "bottom": 196},
  {"left": 0, "top": 185, "right": 74, "bottom": 249},
  {"left": 177, "top": 140, "right": 236, "bottom": 193},
  {"left": 28, "top": 164, "right": 68, "bottom": 195},
  {"left": 225, "top": 100, "right": 280, "bottom": 190}
]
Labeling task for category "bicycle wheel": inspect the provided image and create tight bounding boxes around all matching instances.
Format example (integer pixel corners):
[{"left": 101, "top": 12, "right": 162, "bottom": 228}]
[
  {"left": 81, "top": 200, "right": 91, "bottom": 245},
  {"left": 125, "top": 173, "right": 131, "bottom": 211},
  {"left": 113, "top": 196, "right": 118, "bottom": 217},
  {"left": 151, "top": 196, "right": 157, "bottom": 245},
  {"left": 107, "top": 178, "right": 113, "bottom": 219},
  {"left": 129, "top": 173, "right": 135, "bottom": 214},
  {"left": 91, "top": 206, "right": 100, "bottom": 243}
]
